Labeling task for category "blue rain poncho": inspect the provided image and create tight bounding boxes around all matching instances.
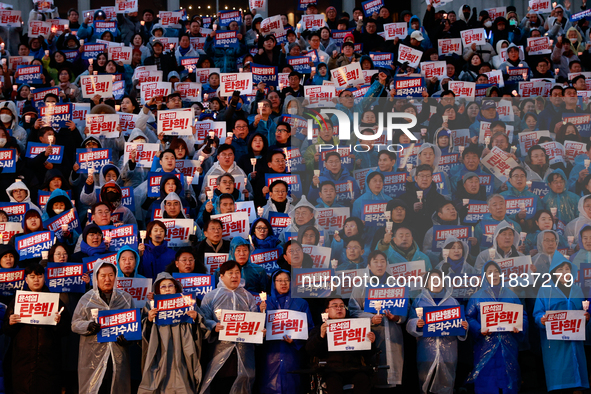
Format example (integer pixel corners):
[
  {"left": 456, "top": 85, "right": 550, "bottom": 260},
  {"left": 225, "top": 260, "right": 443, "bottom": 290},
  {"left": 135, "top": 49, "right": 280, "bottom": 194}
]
[
  {"left": 71, "top": 260, "right": 136, "bottom": 394},
  {"left": 138, "top": 272, "right": 207, "bottom": 393},
  {"left": 406, "top": 275, "right": 468, "bottom": 394},
  {"left": 565, "top": 195, "right": 591, "bottom": 239},
  {"left": 434, "top": 236, "right": 477, "bottom": 275},
  {"left": 530, "top": 230, "right": 567, "bottom": 274},
  {"left": 116, "top": 245, "right": 145, "bottom": 278},
  {"left": 500, "top": 182, "right": 546, "bottom": 222},
  {"left": 571, "top": 224, "right": 591, "bottom": 272},
  {"left": 349, "top": 271, "right": 408, "bottom": 388},
  {"left": 258, "top": 270, "right": 314, "bottom": 394},
  {"left": 524, "top": 228, "right": 568, "bottom": 257},
  {"left": 542, "top": 169, "right": 580, "bottom": 224},
  {"left": 351, "top": 171, "right": 392, "bottom": 219},
  {"left": 213, "top": 237, "right": 268, "bottom": 295},
  {"left": 474, "top": 220, "right": 524, "bottom": 273},
  {"left": 199, "top": 274, "right": 259, "bottom": 394},
  {"left": 465, "top": 261, "right": 528, "bottom": 394},
  {"left": 533, "top": 252, "right": 590, "bottom": 391}
]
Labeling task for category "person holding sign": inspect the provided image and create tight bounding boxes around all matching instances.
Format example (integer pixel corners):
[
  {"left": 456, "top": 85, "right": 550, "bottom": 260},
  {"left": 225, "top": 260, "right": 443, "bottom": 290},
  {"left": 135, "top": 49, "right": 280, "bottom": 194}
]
[
  {"left": 500, "top": 166, "right": 546, "bottom": 226},
  {"left": 3, "top": 263, "right": 70, "bottom": 394},
  {"left": 349, "top": 250, "right": 407, "bottom": 389},
  {"left": 138, "top": 220, "right": 176, "bottom": 279},
  {"left": 214, "top": 236, "right": 267, "bottom": 295},
  {"left": 139, "top": 272, "right": 207, "bottom": 393},
  {"left": 71, "top": 260, "right": 135, "bottom": 394},
  {"left": 77, "top": 9, "right": 121, "bottom": 43},
  {"left": 474, "top": 221, "right": 525, "bottom": 273},
  {"left": 436, "top": 237, "right": 477, "bottom": 275},
  {"left": 465, "top": 260, "right": 528, "bottom": 394},
  {"left": 193, "top": 220, "right": 230, "bottom": 272},
  {"left": 533, "top": 252, "right": 589, "bottom": 392},
  {"left": 407, "top": 269, "right": 469, "bottom": 394},
  {"left": 200, "top": 260, "right": 259, "bottom": 393},
  {"left": 542, "top": 169, "right": 581, "bottom": 224},
  {"left": 70, "top": 224, "right": 108, "bottom": 261},
  {"left": 257, "top": 270, "right": 314, "bottom": 394},
  {"left": 305, "top": 297, "right": 377, "bottom": 394}
]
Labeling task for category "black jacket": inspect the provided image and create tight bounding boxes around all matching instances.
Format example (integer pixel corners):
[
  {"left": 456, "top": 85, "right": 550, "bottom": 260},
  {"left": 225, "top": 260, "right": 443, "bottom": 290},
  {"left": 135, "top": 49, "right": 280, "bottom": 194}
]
[{"left": 399, "top": 181, "right": 447, "bottom": 245}]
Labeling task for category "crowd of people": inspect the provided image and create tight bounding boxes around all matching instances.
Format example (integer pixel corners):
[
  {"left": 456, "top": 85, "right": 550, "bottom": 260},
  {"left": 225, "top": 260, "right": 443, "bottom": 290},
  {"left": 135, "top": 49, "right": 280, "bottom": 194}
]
[{"left": 0, "top": 0, "right": 589, "bottom": 394}]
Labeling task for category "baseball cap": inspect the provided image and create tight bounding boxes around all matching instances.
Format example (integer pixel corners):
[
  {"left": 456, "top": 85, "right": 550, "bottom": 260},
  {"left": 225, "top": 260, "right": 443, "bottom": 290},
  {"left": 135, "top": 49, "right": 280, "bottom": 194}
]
[
  {"left": 411, "top": 31, "right": 424, "bottom": 42},
  {"left": 481, "top": 99, "right": 496, "bottom": 110}
]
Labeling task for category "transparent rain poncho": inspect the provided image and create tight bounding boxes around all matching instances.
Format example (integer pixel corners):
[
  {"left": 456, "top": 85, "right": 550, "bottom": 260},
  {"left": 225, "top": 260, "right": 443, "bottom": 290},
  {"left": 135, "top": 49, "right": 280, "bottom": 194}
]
[
  {"left": 199, "top": 276, "right": 259, "bottom": 394},
  {"left": 71, "top": 260, "right": 136, "bottom": 394}
]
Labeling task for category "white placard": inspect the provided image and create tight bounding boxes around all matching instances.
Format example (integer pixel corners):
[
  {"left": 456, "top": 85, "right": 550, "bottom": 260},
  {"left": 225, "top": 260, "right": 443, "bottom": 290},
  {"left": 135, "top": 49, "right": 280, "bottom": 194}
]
[
  {"left": 330, "top": 62, "right": 365, "bottom": 88},
  {"left": 383, "top": 22, "right": 407, "bottom": 40},
  {"left": 460, "top": 28, "right": 486, "bottom": 47},
  {"left": 327, "top": 318, "right": 372, "bottom": 351},
  {"left": 448, "top": 81, "right": 475, "bottom": 99},
  {"left": 527, "top": 37, "right": 551, "bottom": 55},
  {"left": 15, "top": 290, "right": 60, "bottom": 326},
  {"left": 219, "top": 73, "right": 253, "bottom": 97},
  {"left": 301, "top": 245, "right": 331, "bottom": 268},
  {"left": 265, "top": 309, "right": 309, "bottom": 340},
  {"left": 157, "top": 109, "right": 194, "bottom": 136},
  {"left": 211, "top": 212, "right": 249, "bottom": 240},
  {"left": 159, "top": 219, "right": 195, "bottom": 247},
  {"left": 86, "top": 114, "right": 120, "bottom": 138},
  {"left": 438, "top": 38, "right": 462, "bottom": 56},
  {"left": 108, "top": 46, "right": 133, "bottom": 65},
  {"left": 480, "top": 301, "right": 523, "bottom": 332},
  {"left": 397, "top": 44, "right": 422, "bottom": 68},
  {"left": 219, "top": 310, "right": 266, "bottom": 344},
  {"left": 80, "top": 75, "right": 113, "bottom": 99},
  {"left": 481, "top": 146, "right": 520, "bottom": 182},
  {"left": 545, "top": 310, "right": 586, "bottom": 341},
  {"left": 123, "top": 142, "right": 159, "bottom": 167}
]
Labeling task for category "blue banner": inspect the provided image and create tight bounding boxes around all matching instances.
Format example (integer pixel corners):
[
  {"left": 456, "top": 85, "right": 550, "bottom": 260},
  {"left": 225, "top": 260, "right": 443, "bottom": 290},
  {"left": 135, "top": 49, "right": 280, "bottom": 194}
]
[
  {"left": 82, "top": 252, "right": 118, "bottom": 275},
  {"left": 93, "top": 21, "right": 117, "bottom": 34},
  {"left": 432, "top": 171, "right": 450, "bottom": 197},
  {"left": 291, "top": 268, "right": 332, "bottom": 298},
  {"left": 297, "top": 0, "right": 317, "bottom": 11},
  {"left": 82, "top": 43, "right": 106, "bottom": 60},
  {"left": 46, "top": 262, "right": 86, "bottom": 293},
  {"left": 369, "top": 52, "right": 394, "bottom": 68},
  {"left": 287, "top": 56, "right": 311, "bottom": 74},
  {"left": 431, "top": 225, "right": 473, "bottom": 252},
  {"left": 16, "top": 65, "right": 42, "bottom": 84},
  {"left": 530, "top": 181, "right": 550, "bottom": 197},
  {"left": 250, "top": 248, "right": 281, "bottom": 275},
  {"left": 38, "top": 103, "right": 72, "bottom": 129},
  {"left": 362, "top": 0, "right": 384, "bottom": 17},
  {"left": 505, "top": 197, "right": 536, "bottom": 220},
  {"left": 43, "top": 209, "right": 82, "bottom": 243},
  {"left": 25, "top": 142, "right": 64, "bottom": 164},
  {"left": 101, "top": 224, "right": 138, "bottom": 252},
  {"left": 562, "top": 114, "right": 591, "bottom": 138},
  {"left": 464, "top": 200, "right": 489, "bottom": 224},
  {"left": 173, "top": 273, "right": 215, "bottom": 300},
  {"left": 438, "top": 154, "right": 460, "bottom": 175},
  {"left": 423, "top": 305, "right": 466, "bottom": 337},
  {"left": 0, "top": 202, "right": 28, "bottom": 223},
  {"left": 394, "top": 76, "right": 424, "bottom": 97},
  {"left": 37, "top": 190, "right": 71, "bottom": 210},
  {"left": 76, "top": 148, "right": 111, "bottom": 173},
  {"left": 147, "top": 172, "right": 183, "bottom": 198},
  {"left": 218, "top": 10, "right": 242, "bottom": 26},
  {"left": 0, "top": 268, "right": 25, "bottom": 297},
  {"left": 97, "top": 308, "right": 142, "bottom": 342},
  {"left": 382, "top": 172, "right": 407, "bottom": 198},
  {"left": 286, "top": 147, "right": 305, "bottom": 172},
  {"left": 214, "top": 30, "right": 239, "bottom": 48},
  {"left": 264, "top": 174, "right": 302, "bottom": 199},
  {"left": 571, "top": 8, "right": 591, "bottom": 21},
  {"left": 268, "top": 212, "right": 291, "bottom": 237},
  {"left": 154, "top": 293, "right": 195, "bottom": 325},
  {"left": 0, "top": 149, "right": 16, "bottom": 173},
  {"left": 364, "top": 285, "right": 408, "bottom": 315},
  {"left": 113, "top": 80, "right": 125, "bottom": 100},
  {"left": 479, "top": 221, "right": 498, "bottom": 248},
  {"left": 251, "top": 63, "right": 278, "bottom": 86},
  {"left": 15, "top": 231, "right": 54, "bottom": 259},
  {"left": 362, "top": 200, "right": 388, "bottom": 227}
]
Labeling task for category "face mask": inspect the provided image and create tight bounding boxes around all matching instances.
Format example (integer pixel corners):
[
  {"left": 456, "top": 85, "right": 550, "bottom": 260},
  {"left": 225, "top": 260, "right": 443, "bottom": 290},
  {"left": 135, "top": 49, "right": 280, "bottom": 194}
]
[
  {"left": 0, "top": 138, "right": 6, "bottom": 148},
  {"left": 53, "top": 208, "right": 65, "bottom": 214},
  {"left": 463, "top": 12, "right": 470, "bottom": 20},
  {"left": 0, "top": 114, "right": 11, "bottom": 124},
  {"left": 570, "top": 37, "right": 578, "bottom": 43},
  {"left": 288, "top": 107, "right": 297, "bottom": 115},
  {"left": 134, "top": 138, "right": 146, "bottom": 144},
  {"left": 106, "top": 191, "right": 119, "bottom": 202},
  {"left": 484, "top": 20, "right": 492, "bottom": 28}
]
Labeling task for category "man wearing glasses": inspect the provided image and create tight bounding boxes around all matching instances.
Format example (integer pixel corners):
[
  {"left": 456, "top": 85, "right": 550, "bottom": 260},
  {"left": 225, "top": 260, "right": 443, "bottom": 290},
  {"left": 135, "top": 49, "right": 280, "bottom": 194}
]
[
  {"left": 229, "top": 119, "right": 250, "bottom": 159},
  {"left": 500, "top": 166, "right": 546, "bottom": 226},
  {"left": 200, "top": 144, "right": 253, "bottom": 202},
  {"left": 306, "top": 297, "right": 377, "bottom": 394},
  {"left": 269, "top": 122, "right": 292, "bottom": 151}
]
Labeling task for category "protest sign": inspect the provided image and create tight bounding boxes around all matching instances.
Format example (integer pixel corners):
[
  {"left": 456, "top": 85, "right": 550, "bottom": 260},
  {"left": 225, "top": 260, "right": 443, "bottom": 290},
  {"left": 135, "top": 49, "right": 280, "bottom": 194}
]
[
  {"left": 364, "top": 286, "right": 408, "bottom": 315},
  {"left": 15, "top": 291, "right": 60, "bottom": 325},
  {"left": 266, "top": 310, "right": 309, "bottom": 340},
  {"left": 173, "top": 273, "right": 215, "bottom": 300},
  {"left": 157, "top": 110, "right": 193, "bottom": 136},
  {"left": 424, "top": 305, "right": 466, "bottom": 337},
  {"left": 97, "top": 308, "right": 142, "bottom": 342},
  {"left": 86, "top": 114, "right": 120, "bottom": 138},
  {"left": 219, "top": 310, "right": 266, "bottom": 343},
  {"left": 480, "top": 302, "right": 523, "bottom": 332},
  {"left": 211, "top": 212, "right": 249, "bottom": 240},
  {"left": 327, "top": 318, "right": 372, "bottom": 351},
  {"left": 545, "top": 310, "right": 586, "bottom": 340},
  {"left": 80, "top": 75, "right": 113, "bottom": 98}
]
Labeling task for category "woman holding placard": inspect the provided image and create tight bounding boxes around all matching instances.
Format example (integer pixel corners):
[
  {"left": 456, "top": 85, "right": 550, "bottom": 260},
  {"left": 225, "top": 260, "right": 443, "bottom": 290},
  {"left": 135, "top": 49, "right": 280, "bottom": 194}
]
[
  {"left": 465, "top": 260, "right": 528, "bottom": 394},
  {"left": 258, "top": 270, "right": 313, "bottom": 394},
  {"left": 533, "top": 252, "right": 590, "bottom": 392}
]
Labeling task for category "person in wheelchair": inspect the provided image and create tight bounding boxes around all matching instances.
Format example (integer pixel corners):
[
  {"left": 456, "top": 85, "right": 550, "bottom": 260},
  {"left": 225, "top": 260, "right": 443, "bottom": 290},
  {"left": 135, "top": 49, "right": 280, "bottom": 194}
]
[{"left": 305, "top": 296, "right": 377, "bottom": 394}]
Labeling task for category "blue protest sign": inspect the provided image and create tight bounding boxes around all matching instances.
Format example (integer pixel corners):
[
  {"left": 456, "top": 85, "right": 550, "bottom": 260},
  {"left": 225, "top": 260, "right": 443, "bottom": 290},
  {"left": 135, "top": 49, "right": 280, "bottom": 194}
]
[
  {"left": 250, "top": 248, "right": 281, "bottom": 275},
  {"left": 76, "top": 148, "right": 111, "bottom": 173},
  {"left": 93, "top": 21, "right": 117, "bottom": 34},
  {"left": 286, "top": 147, "right": 305, "bottom": 172},
  {"left": 505, "top": 197, "right": 536, "bottom": 219},
  {"left": 214, "top": 30, "right": 239, "bottom": 48},
  {"left": 0, "top": 202, "right": 27, "bottom": 223},
  {"left": 287, "top": 56, "right": 311, "bottom": 74},
  {"left": 464, "top": 200, "right": 489, "bottom": 224},
  {"left": 431, "top": 225, "right": 473, "bottom": 252},
  {"left": 369, "top": 52, "right": 393, "bottom": 68},
  {"left": 251, "top": 63, "right": 278, "bottom": 86},
  {"left": 364, "top": 285, "right": 408, "bottom": 315},
  {"left": 423, "top": 305, "right": 466, "bottom": 337},
  {"left": 562, "top": 114, "right": 591, "bottom": 138},
  {"left": 264, "top": 174, "right": 302, "bottom": 199},
  {"left": 173, "top": 273, "right": 215, "bottom": 300},
  {"left": 25, "top": 142, "right": 64, "bottom": 164},
  {"left": 43, "top": 209, "right": 81, "bottom": 243},
  {"left": 82, "top": 252, "right": 118, "bottom": 275},
  {"left": 15, "top": 231, "right": 54, "bottom": 259},
  {"left": 218, "top": 10, "right": 242, "bottom": 26},
  {"left": 46, "top": 262, "right": 86, "bottom": 293},
  {"left": 291, "top": 268, "right": 333, "bottom": 298},
  {"left": 101, "top": 224, "right": 138, "bottom": 252},
  {"left": 394, "top": 77, "right": 424, "bottom": 97},
  {"left": 268, "top": 212, "right": 291, "bottom": 237},
  {"left": 362, "top": 200, "right": 388, "bottom": 227},
  {"left": 297, "top": 0, "right": 317, "bottom": 11},
  {"left": 0, "top": 268, "right": 25, "bottom": 297},
  {"left": 82, "top": 43, "right": 106, "bottom": 60},
  {"left": 382, "top": 172, "right": 407, "bottom": 198},
  {"left": 16, "top": 65, "right": 42, "bottom": 84},
  {"left": 530, "top": 181, "right": 550, "bottom": 197},
  {"left": 362, "top": 0, "right": 384, "bottom": 17},
  {"left": 97, "top": 308, "right": 142, "bottom": 342},
  {"left": 147, "top": 172, "right": 183, "bottom": 198},
  {"left": 154, "top": 293, "right": 195, "bottom": 325},
  {"left": 438, "top": 154, "right": 460, "bottom": 175},
  {"left": 38, "top": 103, "right": 73, "bottom": 129},
  {"left": 0, "top": 149, "right": 16, "bottom": 173}
]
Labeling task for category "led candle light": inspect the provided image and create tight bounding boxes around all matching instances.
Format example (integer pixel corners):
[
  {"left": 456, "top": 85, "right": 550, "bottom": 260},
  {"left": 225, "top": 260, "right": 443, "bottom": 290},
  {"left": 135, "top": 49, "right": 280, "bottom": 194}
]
[
  {"left": 141, "top": 21, "right": 145, "bottom": 26},
  {"left": 416, "top": 307, "right": 423, "bottom": 319},
  {"left": 331, "top": 259, "right": 338, "bottom": 269},
  {"left": 416, "top": 190, "right": 423, "bottom": 202},
  {"left": 520, "top": 232, "right": 527, "bottom": 243},
  {"left": 25, "top": 115, "right": 31, "bottom": 123},
  {"left": 186, "top": 176, "right": 193, "bottom": 185},
  {"left": 250, "top": 158, "right": 257, "bottom": 172},
  {"left": 48, "top": 135, "right": 54, "bottom": 146},
  {"left": 420, "top": 128, "right": 427, "bottom": 136},
  {"left": 550, "top": 207, "right": 557, "bottom": 217},
  {"left": 45, "top": 50, "right": 49, "bottom": 57},
  {"left": 374, "top": 300, "right": 382, "bottom": 314},
  {"left": 585, "top": 159, "right": 590, "bottom": 169},
  {"left": 89, "top": 59, "right": 93, "bottom": 65},
  {"left": 314, "top": 169, "right": 320, "bottom": 177},
  {"left": 12, "top": 85, "right": 16, "bottom": 91},
  {"left": 213, "top": 24, "right": 218, "bottom": 31},
  {"left": 384, "top": 211, "right": 391, "bottom": 221},
  {"left": 79, "top": 39, "right": 84, "bottom": 45},
  {"left": 321, "top": 312, "right": 328, "bottom": 322},
  {"left": 150, "top": 300, "right": 154, "bottom": 308},
  {"left": 140, "top": 230, "right": 147, "bottom": 243},
  {"left": 215, "top": 309, "right": 222, "bottom": 320},
  {"left": 488, "top": 248, "right": 496, "bottom": 260},
  {"left": 227, "top": 132, "right": 233, "bottom": 139},
  {"left": 61, "top": 224, "right": 68, "bottom": 233},
  {"left": 41, "top": 251, "right": 49, "bottom": 260},
  {"left": 239, "top": 68, "right": 243, "bottom": 73},
  {"left": 526, "top": 180, "right": 532, "bottom": 189},
  {"left": 385, "top": 221, "right": 393, "bottom": 232},
  {"left": 259, "top": 292, "right": 267, "bottom": 301},
  {"left": 58, "top": 306, "right": 65, "bottom": 316},
  {"left": 511, "top": 146, "right": 517, "bottom": 154},
  {"left": 568, "top": 235, "right": 575, "bottom": 245},
  {"left": 91, "top": 308, "right": 99, "bottom": 322},
  {"left": 115, "top": 105, "right": 121, "bottom": 111},
  {"left": 257, "top": 207, "right": 264, "bottom": 217},
  {"left": 442, "top": 249, "right": 449, "bottom": 259},
  {"left": 442, "top": 116, "right": 448, "bottom": 123},
  {"left": 484, "top": 136, "right": 490, "bottom": 145},
  {"left": 519, "top": 202, "right": 526, "bottom": 212},
  {"left": 458, "top": 146, "right": 464, "bottom": 153},
  {"left": 584, "top": 301, "right": 590, "bottom": 311},
  {"left": 209, "top": 131, "right": 215, "bottom": 139},
  {"left": 207, "top": 190, "right": 213, "bottom": 200},
  {"left": 406, "top": 164, "right": 413, "bottom": 173}
]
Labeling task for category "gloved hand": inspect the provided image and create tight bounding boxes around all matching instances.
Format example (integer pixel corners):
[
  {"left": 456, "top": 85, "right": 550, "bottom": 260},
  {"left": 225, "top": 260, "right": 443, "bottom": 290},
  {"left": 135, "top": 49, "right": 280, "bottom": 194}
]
[
  {"left": 87, "top": 321, "right": 101, "bottom": 335},
  {"left": 116, "top": 334, "right": 130, "bottom": 347}
]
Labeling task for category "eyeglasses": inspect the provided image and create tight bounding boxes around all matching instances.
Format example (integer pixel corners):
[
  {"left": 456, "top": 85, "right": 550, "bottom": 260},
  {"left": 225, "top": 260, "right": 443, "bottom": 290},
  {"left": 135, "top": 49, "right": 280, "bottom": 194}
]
[
  {"left": 346, "top": 246, "right": 361, "bottom": 251},
  {"left": 54, "top": 252, "right": 68, "bottom": 257},
  {"left": 255, "top": 227, "right": 268, "bottom": 232},
  {"left": 275, "top": 279, "right": 290, "bottom": 284},
  {"left": 235, "top": 125, "right": 248, "bottom": 130},
  {"left": 218, "top": 153, "right": 234, "bottom": 158},
  {"left": 276, "top": 129, "right": 290, "bottom": 134},
  {"left": 160, "top": 284, "right": 176, "bottom": 290},
  {"left": 511, "top": 174, "right": 526, "bottom": 180},
  {"left": 328, "top": 305, "right": 346, "bottom": 309}
]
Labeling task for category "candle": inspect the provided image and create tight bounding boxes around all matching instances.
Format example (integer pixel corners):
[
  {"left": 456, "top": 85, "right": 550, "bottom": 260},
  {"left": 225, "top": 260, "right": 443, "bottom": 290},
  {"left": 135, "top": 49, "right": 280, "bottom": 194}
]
[
  {"left": 206, "top": 190, "right": 213, "bottom": 200},
  {"left": 93, "top": 71, "right": 98, "bottom": 75},
  {"left": 374, "top": 300, "right": 382, "bottom": 314},
  {"left": 115, "top": 105, "right": 121, "bottom": 111},
  {"left": 0, "top": 43, "right": 4, "bottom": 50},
  {"left": 510, "top": 146, "right": 517, "bottom": 154},
  {"left": 585, "top": 159, "right": 590, "bottom": 169},
  {"left": 260, "top": 292, "right": 267, "bottom": 301},
  {"left": 89, "top": 59, "right": 93, "bottom": 65},
  {"left": 484, "top": 136, "right": 490, "bottom": 145},
  {"left": 406, "top": 163, "right": 413, "bottom": 173},
  {"left": 239, "top": 68, "right": 243, "bottom": 73},
  {"left": 215, "top": 309, "right": 222, "bottom": 320},
  {"left": 61, "top": 224, "right": 68, "bottom": 233},
  {"left": 442, "top": 116, "right": 448, "bottom": 123},
  {"left": 520, "top": 232, "right": 526, "bottom": 242},
  {"left": 0, "top": 234, "right": 3, "bottom": 244},
  {"left": 420, "top": 128, "right": 427, "bottom": 136},
  {"left": 334, "top": 230, "right": 339, "bottom": 236},
  {"left": 519, "top": 202, "right": 526, "bottom": 211},
  {"left": 416, "top": 307, "right": 423, "bottom": 319},
  {"left": 12, "top": 85, "right": 16, "bottom": 91},
  {"left": 47, "top": 135, "right": 54, "bottom": 146},
  {"left": 88, "top": 166, "right": 95, "bottom": 176},
  {"left": 213, "top": 24, "right": 218, "bottom": 31},
  {"left": 311, "top": 67, "right": 316, "bottom": 72},
  {"left": 488, "top": 248, "right": 496, "bottom": 260},
  {"left": 458, "top": 146, "right": 464, "bottom": 153},
  {"left": 186, "top": 176, "right": 193, "bottom": 185},
  {"left": 358, "top": 15, "right": 363, "bottom": 21},
  {"left": 79, "top": 39, "right": 84, "bottom": 45},
  {"left": 169, "top": 43, "right": 174, "bottom": 50},
  {"left": 208, "top": 131, "right": 215, "bottom": 139},
  {"left": 1, "top": 59, "right": 5, "bottom": 65},
  {"left": 41, "top": 251, "right": 49, "bottom": 260},
  {"left": 91, "top": 308, "right": 99, "bottom": 322},
  {"left": 321, "top": 312, "right": 328, "bottom": 322},
  {"left": 250, "top": 158, "right": 257, "bottom": 172},
  {"left": 227, "top": 132, "right": 233, "bottom": 139},
  {"left": 58, "top": 306, "right": 65, "bottom": 315},
  {"left": 314, "top": 169, "right": 320, "bottom": 177},
  {"left": 297, "top": 23, "right": 301, "bottom": 30},
  {"left": 45, "top": 50, "right": 49, "bottom": 56},
  {"left": 150, "top": 300, "right": 154, "bottom": 308},
  {"left": 442, "top": 249, "right": 449, "bottom": 259},
  {"left": 141, "top": 21, "right": 145, "bottom": 26},
  {"left": 584, "top": 301, "right": 590, "bottom": 311},
  {"left": 463, "top": 199, "right": 469, "bottom": 206},
  {"left": 257, "top": 207, "right": 264, "bottom": 217},
  {"left": 550, "top": 207, "right": 557, "bottom": 216},
  {"left": 384, "top": 211, "right": 391, "bottom": 221},
  {"left": 331, "top": 259, "right": 338, "bottom": 269},
  {"left": 568, "top": 235, "right": 575, "bottom": 245},
  {"left": 416, "top": 190, "right": 423, "bottom": 202},
  {"left": 25, "top": 115, "right": 31, "bottom": 123},
  {"left": 385, "top": 221, "right": 393, "bottom": 232},
  {"left": 526, "top": 180, "right": 532, "bottom": 189}
]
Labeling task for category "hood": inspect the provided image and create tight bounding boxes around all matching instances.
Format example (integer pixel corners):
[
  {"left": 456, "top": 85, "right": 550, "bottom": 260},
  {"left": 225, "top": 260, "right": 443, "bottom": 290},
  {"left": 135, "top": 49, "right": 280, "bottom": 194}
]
[
  {"left": 433, "top": 127, "right": 454, "bottom": 152},
  {"left": 363, "top": 170, "right": 389, "bottom": 199},
  {"left": 495, "top": 40, "right": 509, "bottom": 57},
  {"left": 420, "top": 269, "right": 453, "bottom": 304},
  {"left": 409, "top": 15, "right": 422, "bottom": 28},
  {"left": 90, "top": 103, "right": 116, "bottom": 115},
  {"left": 293, "top": 195, "right": 316, "bottom": 214},
  {"left": 548, "top": 168, "right": 567, "bottom": 187},
  {"left": 92, "top": 259, "right": 118, "bottom": 294},
  {"left": 359, "top": 55, "right": 375, "bottom": 69},
  {"left": 42, "top": 169, "right": 68, "bottom": 191},
  {"left": 160, "top": 191, "right": 186, "bottom": 218},
  {"left": 212, "top": 192, "right": 234, "bottom": 216},
  {"left": 548, "top": 251, "right": 572, "bottom": 279},
  {"left": 100, "top": 180, "right": 122, "bottom": 210},
  {"left": 152, "top": 272, "right": 183, "bottom": 293},
  {"left": 442, "top": 236, "right": 469, "bottom": 259},
  {"left": 246, "top": 131, "right": 268, "bottom": 157},
  {"left": 281, "top": 96, "right": 302, "bottom": 116},
  {"left": 159, "top": 172, "right": 183, "bottom": 198},
  {"left": 431, "top": 209, "right": 460, "bottom": 226},
  {"left": 0, "top": 245, "right": 18, "bottom": 265},
  {"left": 115, "top": 245, "right": 141, "bottom": 277},
  {"left": 229, "top": 236, "right": 251, "bottom": 262},
  {"left": 99, "top": 164, "right": 121, "bottom": 187},
  {"left": 417, "top": 142, "right": 442, "bottom": 168},
  {"left": 270, "top": 269, "right": 291, "bottom": 299},
  {"left": 297, "top": 225, "right": 320, "bottom": 245},
  {"left": 537, "top": 230, "right": 559, "bottom": 256},
  {"left": 578, "top": 195, "right": 591, "bottom": 221},
  {"left": 578, "top": 223, "right": 591, "bottom": 250},
  {"left": 493, "top": 220, "right": 520, "bottom": 250},
  {"left": 458, "top": 4, "right": 471, "bottom": 22},
  {"left": 0, "top": 101, "right": 18, "bottom": 129},
  {"left": 82, "top": 223, "right": 102, "bottom": 243},
  {"left": 480, "top": 260, "right": 502, "bottom": 291},
  {"left": 127, "top": 128, "right": 149, "bottom": 143},
  {"left": 566, "top": 26, "right": 583, "bottom": 45},
  {"left": 151, "top": 23, "right": 165, "bottom": 36},
  {"left": 43, "top": 188, "right": 73, "bottom": 219},
  {"left": 81, "top": 136, "right": 102, "bottom": 149},
  {"left": 6, "top": 181, "right": 31, "bottom": 203}
]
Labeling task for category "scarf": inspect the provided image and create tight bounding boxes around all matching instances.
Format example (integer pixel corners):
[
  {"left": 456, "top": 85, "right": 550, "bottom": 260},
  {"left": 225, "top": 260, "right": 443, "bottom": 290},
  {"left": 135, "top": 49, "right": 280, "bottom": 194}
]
[
  {"left": 179, "top": 46, "right": 191, "bottom": 56},
  {"left": 81, "top": 240, "right": 107, "bottom": 256},
  {"left": 448, "top": 256, "right": 465, "bottom": 274},
  {"left": 392, "top": 241, "right": 417, "bottom": 261},
  {"left": 206, "top": 239, "right": 223, "bottom": 253},
  {"left": 429, "top": 290, "right": 444, "bottom": 305},
  {"left": 146, "top": 239, "right": 170, "bottom": 257},
  {"left": 272, "top": 199, "right": 287, "bottom": 213}
]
